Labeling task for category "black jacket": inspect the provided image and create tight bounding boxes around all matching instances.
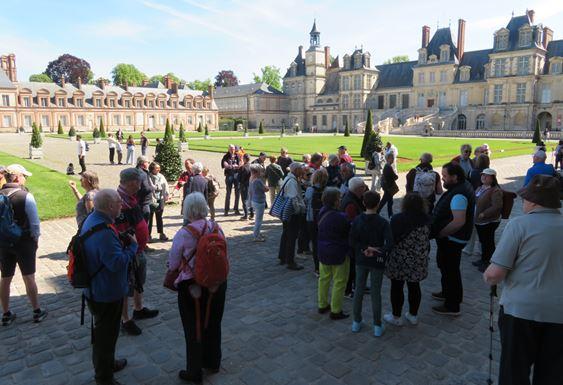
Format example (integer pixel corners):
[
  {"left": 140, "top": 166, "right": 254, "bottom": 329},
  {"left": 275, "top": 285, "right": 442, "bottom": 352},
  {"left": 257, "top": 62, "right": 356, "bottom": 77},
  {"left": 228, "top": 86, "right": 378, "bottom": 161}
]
[
  {"left": 431, "top": 180, "right": 475, "bottom": 241},
  {"left": 349, "top": 213, "right": 394, "bottom": 268}
]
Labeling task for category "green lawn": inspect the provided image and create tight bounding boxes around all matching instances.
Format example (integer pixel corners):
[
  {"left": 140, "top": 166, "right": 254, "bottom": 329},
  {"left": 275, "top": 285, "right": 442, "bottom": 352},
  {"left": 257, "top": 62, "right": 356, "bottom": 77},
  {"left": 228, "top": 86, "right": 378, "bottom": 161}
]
[
  {"left": 0, "top": 152, "right": 80, "bottom": 220},
  {"left": 186, "top": 136, "right": 535, "bottom": 172},
  {"left": 46, "top": 130, "right": 269, "bottom": 141}
]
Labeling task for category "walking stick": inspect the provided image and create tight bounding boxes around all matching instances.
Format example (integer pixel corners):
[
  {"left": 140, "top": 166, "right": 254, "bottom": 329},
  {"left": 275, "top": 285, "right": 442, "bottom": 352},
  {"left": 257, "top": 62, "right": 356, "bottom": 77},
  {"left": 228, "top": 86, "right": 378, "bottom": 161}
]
[{"left": 488, "top": 285, "right": 497, "bottom": 385}]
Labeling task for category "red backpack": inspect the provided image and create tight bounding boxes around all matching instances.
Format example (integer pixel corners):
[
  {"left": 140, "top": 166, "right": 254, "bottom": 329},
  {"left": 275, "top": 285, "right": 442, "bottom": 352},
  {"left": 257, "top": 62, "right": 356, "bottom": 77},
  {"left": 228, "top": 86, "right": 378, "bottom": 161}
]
[{"left": 186, "top": 221, "right": 229, "bottom": 289}]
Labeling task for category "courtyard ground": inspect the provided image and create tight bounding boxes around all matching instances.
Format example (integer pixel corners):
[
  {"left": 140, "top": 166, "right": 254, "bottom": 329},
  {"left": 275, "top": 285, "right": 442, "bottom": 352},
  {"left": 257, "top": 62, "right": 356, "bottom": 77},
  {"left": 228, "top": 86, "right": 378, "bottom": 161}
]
[{"left": 0, "top": 134, "right": 535, "bottom": 385}]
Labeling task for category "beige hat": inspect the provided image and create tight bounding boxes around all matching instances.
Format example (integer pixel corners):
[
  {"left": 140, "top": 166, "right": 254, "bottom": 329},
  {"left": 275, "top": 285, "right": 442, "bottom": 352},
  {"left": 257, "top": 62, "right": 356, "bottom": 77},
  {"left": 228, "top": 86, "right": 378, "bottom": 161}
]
[
  {"left": 481, "top": 168, "right": 497, "bottom": 176},
  {"left": 5, "top": 164, "right": 32, "bottom": 177}
]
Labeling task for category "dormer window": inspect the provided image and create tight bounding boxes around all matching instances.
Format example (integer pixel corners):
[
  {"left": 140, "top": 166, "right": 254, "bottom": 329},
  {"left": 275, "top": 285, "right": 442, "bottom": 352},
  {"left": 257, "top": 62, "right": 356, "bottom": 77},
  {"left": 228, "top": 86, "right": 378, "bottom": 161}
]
[
  {"left": 459, "top": 67, "right": 471, "bottom": 82},
  {"left": 428, "top": 55, "right": 437, "bottom": 63},
  {"left": 418, "top": 48, "right": 427, "bottom": 65},
  {"left": 95, "top": 99, "right": 102, "bottom": 108},
  {"left": 75, "top": 99, "right": 83, "bottom": 108},
  {"left": 495, "top": 31, "right": 509, "bottom": 50},
  {"left": 551, "top": 60, "right": 562, "bottom": 75},
  {"left": 40, "top": 98, "right": 48, "bottom": 107},
  {"left": 57, "top": 98, "right": 65, "bottom": 107},
  {"left": 519, "top": 28, "right": 532, "bottom": 47},
  {"left": 440, "top": 45, "right": 450, "bottom": 62},
  {"left": 290, "top": 62, "right": 297, "bottom": 77}
]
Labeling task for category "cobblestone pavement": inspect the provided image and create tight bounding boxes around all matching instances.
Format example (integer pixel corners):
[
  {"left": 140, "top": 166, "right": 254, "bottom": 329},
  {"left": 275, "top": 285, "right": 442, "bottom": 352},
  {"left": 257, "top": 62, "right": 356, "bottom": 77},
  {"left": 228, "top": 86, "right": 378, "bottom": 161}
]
[{"left": 0, "top": 134, "right": 533, "bottom": 385}]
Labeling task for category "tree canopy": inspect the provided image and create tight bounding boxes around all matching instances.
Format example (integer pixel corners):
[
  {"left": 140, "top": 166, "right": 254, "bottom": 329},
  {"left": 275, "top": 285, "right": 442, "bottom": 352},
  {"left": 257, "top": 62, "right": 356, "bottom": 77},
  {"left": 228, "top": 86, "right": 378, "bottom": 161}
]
[
  {"left": 45, "top": 54, "right": 93, "bottom": 84},
  {"left": 383, "top": 55, "right": 410, "bottom": 64},
  {"left": 150, "top": 72, "right": 182, "bottom": 85},
  {"left": 188, "top": 79, "right": 212, "bottom": 91},
  {"left": 214, "top": 70, "right": 239, "bottom": 87},
  {"left": 111, "top": 63, "right": 147, "bottom": 86},
  {"left": 253, "top": 65, "right": 282, "bottom": 91},
  {"left": 29, "top": 73, "right": 53, "bottom": 83}
]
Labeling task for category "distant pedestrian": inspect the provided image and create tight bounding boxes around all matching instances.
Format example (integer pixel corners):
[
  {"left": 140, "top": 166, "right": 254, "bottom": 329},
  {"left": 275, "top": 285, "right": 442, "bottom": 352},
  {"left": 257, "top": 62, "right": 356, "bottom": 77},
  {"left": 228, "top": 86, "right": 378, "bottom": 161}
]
[
  {"left": 249, "top": 164, "right": 269, "bottom": 242},
  {"left": 107, "top": 133, "right": 117, "bottom": 164},
  {"left": 140, "top": 131, "right": 149, "bottom": 156},
  {"left": 68, "top": 170, "right": 99, "bottom": 226},
  {"left": 554, "top": 140, "right": 563, "bottom": 170},
  {"left": 126, "top": 135, "right": 136, "bottom": 165},
  {"left": 148, "top": 162, "right": 169, "bottom": 242},
  {"left": 277, "top": 148, "right": 293, "bottom": 177},
  {"left": 368, "top": 146, "right": 385, "bottom": 192},
  {"left": 377, "top": 153, "right": 399, "bottom": 218},
  {"left": 115, "top": 139, "right": 123, "bottom": 165},
  {"left": 405, "top": 152, "right": 442, "bottom": 212},
  {"left": 221, "top": 144, "right": 241, "bottom": 216},
  {"left": 523, "top": 150, "right": 556, "bottom": 186},
  {"left": 265, "top": 155, "right": 284, "bottom": 206},
  {"left": 238, "top": 154, "right": 252, "bottom": 220},
  {"left": 76, "top": 135, "right": 87, "bottom": 174}
]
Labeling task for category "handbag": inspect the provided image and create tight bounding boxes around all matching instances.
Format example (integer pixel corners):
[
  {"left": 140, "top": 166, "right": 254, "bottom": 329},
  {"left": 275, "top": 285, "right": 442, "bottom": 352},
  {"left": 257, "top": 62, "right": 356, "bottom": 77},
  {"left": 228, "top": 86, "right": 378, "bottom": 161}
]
[
  {"left": 163, "top": 227, "right": 194, "bottom": 291},
  {"left": 269, "top": 179, "right": 295, "bottom": 221}
]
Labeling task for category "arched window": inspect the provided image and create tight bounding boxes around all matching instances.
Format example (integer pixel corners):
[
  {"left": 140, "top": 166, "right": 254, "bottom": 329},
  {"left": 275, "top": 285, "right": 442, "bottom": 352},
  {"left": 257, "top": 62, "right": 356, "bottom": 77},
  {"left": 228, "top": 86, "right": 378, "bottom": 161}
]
[
  {"left": 475, "top": 114, "right": 485, "bottom": 130},
  {"left": 457, "top": 114, "right": 466, "bottom": 130}
]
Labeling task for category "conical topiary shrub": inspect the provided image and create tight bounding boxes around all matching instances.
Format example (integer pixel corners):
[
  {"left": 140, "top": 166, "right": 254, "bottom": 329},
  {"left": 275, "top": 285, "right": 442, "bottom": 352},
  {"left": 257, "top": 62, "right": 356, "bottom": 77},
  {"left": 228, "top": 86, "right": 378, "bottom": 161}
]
[
  {"left": 204, "top": 124, "right": 209, "bottom": 136},
  {"left": 179, "top": 123, "right": 186, "bottom": 143},
  {"left": 197, "top": 122, "right": 203, "bottom": 133},
  {"left": 154, "top": 139, "right": 182, "bottom": 180},
  {"left": 57, "top": 120, "right": 64, "bottom": 135},
  {"left": 360, "top": 110, "right": 374, "bottom": 160},
  {"left": 164, "top": 118, "right": 173, "bottom": 143},
  {"left": 258, "top": 121, "right": 264, "bottom": 134},
  {"left": 68, "top": 126, "right": 76, "bottom": 137},
  {"left": 99, "top": 118, "right": 106, "bottom": 138},
  {"left": 30, "top": 122, "right": 43, "bottom": 148},
  {"left": 344, "top": 121, "right": 350, "bottom": 137},
  {"left": 532, "top": 119, "right": 541, "bottom": 144}
]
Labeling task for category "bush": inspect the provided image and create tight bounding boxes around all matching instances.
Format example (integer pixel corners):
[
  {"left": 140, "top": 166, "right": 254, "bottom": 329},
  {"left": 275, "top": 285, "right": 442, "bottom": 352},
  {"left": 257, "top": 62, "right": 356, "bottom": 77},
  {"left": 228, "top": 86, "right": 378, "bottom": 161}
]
[
  {"left": 154, "top": 139, "right": 182, "bottom": 181},
  {"left": 92, "top": 126, "right": 100, "bottom": 138},
  {"left": 99, "top": 118, "right": 106, "bottom": 138},
  {"left": 204, "top": 124, "right": 209, "bottom": 136},
  {"left": 344, "top": 122, "right": 350, "bottom": 137},
  {"left": 68, "top": 126, "right": 76, "bottom": 137},
  {"left": 364, "top": 130, "right": 383, "bottom": 161},
  {"left": 57, "top": 120, "right": 64, "bottom": 135},
  {"left": 258, "top": 121, "right": 264, "bottom": 134},
  {"left": 281, "top": 124, "right": 285, "bottom": 135},
  {"left": 197, "top": 122, "right": 203, "bottom": 133},
  {"left": 244, "top": 125, "right": 248, "bottom": 134},
  {"left": 532, "top": 119, "right": 541, "bottom": 144},
  {"left": 164, "top": 118, "right": 173, "bottom": 143},
  {"left": 179, "top": 123, "right": 186, "bottom": 142},
  {"left": 30, "top": 123, "right": 43, "bottom": 148}
]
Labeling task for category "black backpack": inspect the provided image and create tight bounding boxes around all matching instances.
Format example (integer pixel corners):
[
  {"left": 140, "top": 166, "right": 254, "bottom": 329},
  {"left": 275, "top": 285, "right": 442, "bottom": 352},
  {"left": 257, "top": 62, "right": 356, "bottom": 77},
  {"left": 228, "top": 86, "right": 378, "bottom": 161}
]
[
  {"left": 311, "top": 187, "right": 324, "bottom": 222},
  {"left": 0, "top": 189, "right": 23, "bottom": 247}
]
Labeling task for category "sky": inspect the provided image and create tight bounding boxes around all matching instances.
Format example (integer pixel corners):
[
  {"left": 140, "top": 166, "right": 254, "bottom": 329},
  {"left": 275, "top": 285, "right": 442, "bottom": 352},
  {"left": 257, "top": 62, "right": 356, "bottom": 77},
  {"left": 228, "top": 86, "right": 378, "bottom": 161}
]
[{"left": 1, "top": 0, "right": 562, "bottom": 85}]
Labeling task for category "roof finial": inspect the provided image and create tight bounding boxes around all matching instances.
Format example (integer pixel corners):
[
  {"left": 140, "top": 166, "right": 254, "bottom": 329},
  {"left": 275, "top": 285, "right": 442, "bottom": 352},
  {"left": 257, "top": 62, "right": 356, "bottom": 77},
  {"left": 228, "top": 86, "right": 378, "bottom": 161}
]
[
  {"left": 512, "top": 10, "right": 514, "bottom": 17},
  {"left": 448, "top": 18, "right": 451, "bottom": 28},
  {"left": 437, "top": 19, "right": 440, "bottom": 29}
]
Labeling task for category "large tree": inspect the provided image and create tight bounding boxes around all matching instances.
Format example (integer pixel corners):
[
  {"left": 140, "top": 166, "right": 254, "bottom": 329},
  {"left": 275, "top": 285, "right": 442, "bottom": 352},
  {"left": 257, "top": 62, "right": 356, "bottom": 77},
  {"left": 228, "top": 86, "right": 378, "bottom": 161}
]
[
  {"left": 45, "top": 54, "right": 93, "bottom": 84},
  {"left": 188, "top": 78, "right": 212, "bottom": 91},
  {"left": 253, "top": 65, "right": 282, "bottom": 91},
  {"left": 29, "top": 73, "right": 53, "bottom": 83},
  {"left": 383, "top": 55, "right": 410, "bottom": 64},
  {"left": 214, "top": 70, "right": 239, "bottom": 87},
  {"left": 111, "top": 63, "right": 147, "bottom": 86}
]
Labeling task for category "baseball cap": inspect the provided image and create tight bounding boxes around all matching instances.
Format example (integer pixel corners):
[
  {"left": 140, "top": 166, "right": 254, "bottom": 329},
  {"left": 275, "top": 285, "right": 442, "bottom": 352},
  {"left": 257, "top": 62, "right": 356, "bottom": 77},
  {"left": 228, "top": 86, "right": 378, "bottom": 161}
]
[
  {"left": 481, "top": 168, "right": 497, "bottom": 176},
  {"left": 338, "top": 145, "right": 347, "bottom": 150},
  {"left": 5, "top": 164, "right": 32, "bottom": 177},
  {"left": 259, "top": 152, "right": 268, "bottom": 157}
]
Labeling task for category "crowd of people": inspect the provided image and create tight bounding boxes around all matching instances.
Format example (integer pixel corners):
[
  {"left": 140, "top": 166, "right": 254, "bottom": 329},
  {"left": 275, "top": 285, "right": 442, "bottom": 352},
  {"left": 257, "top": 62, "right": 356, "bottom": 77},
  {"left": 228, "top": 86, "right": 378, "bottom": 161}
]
[{"left": 1, "top": 132, "right": 562, "bottom": 385}]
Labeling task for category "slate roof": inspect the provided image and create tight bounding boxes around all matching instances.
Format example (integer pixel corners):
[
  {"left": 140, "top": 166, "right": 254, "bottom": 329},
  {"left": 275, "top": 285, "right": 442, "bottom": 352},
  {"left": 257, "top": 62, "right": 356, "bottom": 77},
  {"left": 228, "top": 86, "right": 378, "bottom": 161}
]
[
  {"left": 342, "top": 49, "right": 371, "bottom": 71},
  {"left": 544, "top": 39, "right": 563, "bottom": 73},
  {"left": 425, "top": 28, "right": 457, "bottom": 62},
  {"left": 494, "top": 14, "right": 543, "bottom": 53},
  {"left": 375, "top": 61, "right": 416, "bottom": 89},
  {"left": 18, "top": 82, "right": 66, "bottom": 96},
  {"left": 319, "top": 71, "right": 340, "bottom": 95},
  {"left": 454, "top": 49, "right": 492, "bottom": 83},
  {"left": 310, "top": 20, "right": 319, "bottom": 35},
  {"left": 284, "top": 50, "right": 306, "bottom": 78},
  {"left": 214, "top": 83, "right": 283, "bottom": 98},
  {"left": 0, "top": 70, "right": 15, "bottom": 89}
]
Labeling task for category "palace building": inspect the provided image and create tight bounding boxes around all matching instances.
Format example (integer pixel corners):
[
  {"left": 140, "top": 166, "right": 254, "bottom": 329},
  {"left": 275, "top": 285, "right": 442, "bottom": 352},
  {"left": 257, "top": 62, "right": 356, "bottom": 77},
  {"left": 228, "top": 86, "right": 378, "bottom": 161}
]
[{"left": 0, "top": 55, "right": 218, "bottom": 133}]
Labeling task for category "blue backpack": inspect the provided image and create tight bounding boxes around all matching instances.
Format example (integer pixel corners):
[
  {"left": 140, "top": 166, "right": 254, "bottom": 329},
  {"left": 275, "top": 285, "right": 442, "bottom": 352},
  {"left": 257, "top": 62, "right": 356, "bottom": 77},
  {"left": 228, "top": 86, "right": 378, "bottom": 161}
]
[{"left": 0, "top": 190, "right": 23, "bottom": 247}]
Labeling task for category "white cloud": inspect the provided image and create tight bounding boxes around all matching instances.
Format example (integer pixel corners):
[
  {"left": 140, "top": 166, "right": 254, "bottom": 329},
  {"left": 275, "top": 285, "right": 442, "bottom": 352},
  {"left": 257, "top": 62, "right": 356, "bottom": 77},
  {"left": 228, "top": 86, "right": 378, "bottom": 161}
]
[{"left": 81, "top": 19, "right": 150, "bottom": 42}]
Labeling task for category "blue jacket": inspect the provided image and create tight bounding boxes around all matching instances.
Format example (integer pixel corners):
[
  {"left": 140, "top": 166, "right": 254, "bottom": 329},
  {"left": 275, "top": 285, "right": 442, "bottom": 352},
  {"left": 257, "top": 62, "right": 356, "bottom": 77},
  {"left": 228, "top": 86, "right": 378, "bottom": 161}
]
[
  {"left": 81, "top": 210, "right": 137, "bottom": 302},
  {"left": 524, "top": 162, "right": 556, "bottom": 186},
  {"left": 317, "top": 206, "right": 350, "bottom": 265}
]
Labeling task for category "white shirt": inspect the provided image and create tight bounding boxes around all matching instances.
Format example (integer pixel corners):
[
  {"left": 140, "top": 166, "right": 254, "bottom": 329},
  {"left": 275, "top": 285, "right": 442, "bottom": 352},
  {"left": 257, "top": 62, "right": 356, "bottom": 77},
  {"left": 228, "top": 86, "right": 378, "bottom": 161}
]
[
  {"left": 107, "top": 137, "right": 117, "bottom": 149},
  {"left": 77, "top": 140, "right": 86, "bottom": 156},
  {"left": 386, "top": 145, "right": 398, "bottom": 158}
]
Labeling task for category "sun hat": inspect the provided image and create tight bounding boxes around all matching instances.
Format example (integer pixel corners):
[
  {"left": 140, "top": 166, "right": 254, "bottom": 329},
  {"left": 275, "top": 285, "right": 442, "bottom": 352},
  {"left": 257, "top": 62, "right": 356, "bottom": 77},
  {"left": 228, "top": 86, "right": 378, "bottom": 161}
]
[
  {"left": 517, "top": 175, "right": 561, "bottom": 209},
  {"left": 481, "top": 168, "right": 497, "bottom": 176},
  {"left": 5, "top": 164, "right": 32, "bottom": 177}
]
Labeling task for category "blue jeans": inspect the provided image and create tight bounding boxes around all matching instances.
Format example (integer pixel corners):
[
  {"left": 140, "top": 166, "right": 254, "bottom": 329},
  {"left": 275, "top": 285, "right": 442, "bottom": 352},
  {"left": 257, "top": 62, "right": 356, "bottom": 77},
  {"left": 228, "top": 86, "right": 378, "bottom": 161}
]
[
  {"left": 224, "top": 174, "right": 240, "bottom": 213},
  {"left": 353, "top": 265, "right": 384, "bottom": 326},
  {"left": 251, "top": 201, "right": 265, "bottom": 238},
  {"left": 126, "top": 148, "right": 135, "bottom": 165}
]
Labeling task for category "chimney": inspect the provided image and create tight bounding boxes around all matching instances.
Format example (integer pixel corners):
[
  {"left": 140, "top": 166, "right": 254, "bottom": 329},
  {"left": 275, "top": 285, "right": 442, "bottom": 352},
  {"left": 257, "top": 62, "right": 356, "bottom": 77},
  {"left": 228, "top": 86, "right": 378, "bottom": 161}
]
[
  {"left": 164, "top": 75, "right": 172, "bottom": 89},
  {"left": 0, "top": 55, "right": 6, "bottom": 72},
  {"left": 124, "top": 80, "right": 129, "bottom": 92},
  {"left": 77, "top": 76, "right": 82, "bottom": 89},
  {"left": 7, "top": 54, "right": 16, "bottom": 82},
  {"left": 457, "top": 19, "right": 466, "bottom": 62},
  {"left": 298, "top": 45, "right": 304, "bottom": 58},
  {"left": 142, "top": 79, "right": 149, "bottom": 87},
  {"left": 527, "top": 9, "right": 535, "bottom": 24},
  {"left": 171, "top": 82, "right": 178, "bottom": 94},
  {"left": 98, "top": 78, "right": 106, "bottom": 90},
  {"left": 207, "top": 85, "right": 214, "bottom": 99},
  {"left": 543, "top": 26, "right": 553, "bottom": 49},
  {"left": 61, "top": 77, "right": 66, "bottom": 87},
  {"left": 324, "top": 46, "right": 330, "bottom": 69},
  {"left": 422, "top": 25, "right": 430, "bottom": 48}
]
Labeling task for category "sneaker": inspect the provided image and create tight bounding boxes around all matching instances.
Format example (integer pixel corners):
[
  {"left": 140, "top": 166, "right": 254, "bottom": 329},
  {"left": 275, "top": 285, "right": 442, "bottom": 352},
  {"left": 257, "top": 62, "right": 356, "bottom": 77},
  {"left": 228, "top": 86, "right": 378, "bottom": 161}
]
[
  {"left": 351, "top": 321, "right": 362, "bottom": 333},
  {"left": 122, "top": 320, "right": 142, "bottom": 335},
  {"left": 344, "top": 291, "right": 354, "bottom": 300},
  {"left": 383, "top": 313, "right": 403, "bottom": 326},
  {"left": 133, "top": 307, "right": 159, "bottom": 320},
  {"left": 253, "top": 236, "right": 265, "bottom": 242},
  {"left": 33, "top": 308, "right": 47, "bottom": 323},
  {"left": 404, "top": 312, "right": 418, "bottom": 325},
  {"left": 318, "top": 305, "right": 330, "bottom": 314},
  {"left": 373, "top": 324, "right": 385, "bottom": 337},
  {"left": 286, "top": 263, "right": 304, "bottom": 271},
  {"left": 431, "top": 291, "right": 445, "bottom": 301},
  {"left": 1, "top": 311, "right": 16, "bottom": 326},
  {"left": 330, "top": 311, "right": 350, "bottom": 320},
  {"left": 234, "top": 210, "right": 241, "bottom": 216},
  {"left": 313, "top": 270, "right": 320, "bottom": 278},
  {"left": 431, "top": 305, "right": 461, "bottom": 317},
  {"left": 240, "top": 216, "right": 248, "bottom": 220},
  {"left": 113, "top": 358, "right": 127, "bottom": 373},
  {"left": 178, "top": 370, "right": 202, "bottom": 384},
  {"left": 159, "top": 234, "right": 169, "bottom": 241}
]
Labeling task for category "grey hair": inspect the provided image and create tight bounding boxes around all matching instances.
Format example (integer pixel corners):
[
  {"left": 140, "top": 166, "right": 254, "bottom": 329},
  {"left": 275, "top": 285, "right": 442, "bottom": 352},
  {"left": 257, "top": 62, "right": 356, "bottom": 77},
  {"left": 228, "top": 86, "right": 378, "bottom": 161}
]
[
  {"left": 289, "top": 162, "right": 304, "bottom": 173},
  {"left": 321, "top": 187, "right": 341, "bottom": 208},
  {"left": 348, "top": 176, "right": 366, "bottom": 192},
  {"left": 534, "top": 150, "right": 547, "bottom": 160},
  {"left": 183, "top": 192, "right": 209, "bottom": 221},
  {"left": 192, "top": 162, "right": 203, "bottom": 175},
  {"left": 120, "top": 167, "right": 142, "bottom": 183},
  {"left": 328, "top": 154, "right": 339, "bottom": 164},
  {"left": 460, "top": 144, "right": 472, "bottom": 153},
  {"left": 94, "top": 189, "right": 119, "bottom": 212},
  {"left": 250, "top": 164, "right": 263, "bottom": 174},
  {"left": 136, "top": 155, "right": 149, "bottom": 166},
  {"left": 420, "top": 152, "right": 433, "bottom": 164},
  {"left": 340, "top": 162, "right": 354, "bottom": 172}
]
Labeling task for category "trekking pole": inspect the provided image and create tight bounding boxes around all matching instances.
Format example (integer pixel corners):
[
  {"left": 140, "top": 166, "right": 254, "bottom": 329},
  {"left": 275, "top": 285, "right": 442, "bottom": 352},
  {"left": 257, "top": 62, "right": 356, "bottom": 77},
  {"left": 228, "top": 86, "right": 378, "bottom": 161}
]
[{"left": 488, "top": 285, "right": 497, "bottom": 385}]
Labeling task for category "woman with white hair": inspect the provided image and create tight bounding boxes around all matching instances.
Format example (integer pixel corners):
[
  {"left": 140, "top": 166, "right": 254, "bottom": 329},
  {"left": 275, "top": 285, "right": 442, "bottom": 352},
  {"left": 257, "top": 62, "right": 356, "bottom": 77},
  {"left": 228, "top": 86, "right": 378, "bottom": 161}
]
[{"left": 167, "top": 192, "right": 227, "bottom": 383}]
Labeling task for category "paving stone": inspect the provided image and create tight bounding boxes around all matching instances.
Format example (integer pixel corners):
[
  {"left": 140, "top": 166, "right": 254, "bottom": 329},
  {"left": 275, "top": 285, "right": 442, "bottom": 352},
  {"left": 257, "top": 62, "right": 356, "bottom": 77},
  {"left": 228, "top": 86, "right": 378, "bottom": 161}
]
[
  {"left": 322, "top": 360, "right": 352, "bottom": 379},
  {"left": 40, "top": 361, "right": 66, "bottom": 377}
]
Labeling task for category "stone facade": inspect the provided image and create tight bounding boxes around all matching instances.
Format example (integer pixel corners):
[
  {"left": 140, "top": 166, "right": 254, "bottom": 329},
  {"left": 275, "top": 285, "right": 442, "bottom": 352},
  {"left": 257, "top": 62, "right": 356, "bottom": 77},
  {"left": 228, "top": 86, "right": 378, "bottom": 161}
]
[
  {"left": 0, "top": 55, "right": 219, "bottom": 133},
  {"left": 282, "top": 11, "right": 563, "bottom": 132}
]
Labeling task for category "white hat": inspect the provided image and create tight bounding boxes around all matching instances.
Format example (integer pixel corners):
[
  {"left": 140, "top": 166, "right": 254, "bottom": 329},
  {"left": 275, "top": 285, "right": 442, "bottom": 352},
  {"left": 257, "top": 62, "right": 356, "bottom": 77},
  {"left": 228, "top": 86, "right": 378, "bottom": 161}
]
[
  {"left": 5, "top": 164, "right": 32, "bottom": 177},
  {"left": 481, "top": 168, "right": 497, "bottom": 176}
]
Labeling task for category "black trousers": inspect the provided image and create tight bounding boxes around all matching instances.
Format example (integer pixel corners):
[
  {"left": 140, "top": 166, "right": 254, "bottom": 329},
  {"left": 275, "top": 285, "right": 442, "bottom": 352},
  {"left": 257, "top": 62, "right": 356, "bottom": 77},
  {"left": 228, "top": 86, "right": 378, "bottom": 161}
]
[
  {"left": 78, "top": 155, "right": 86, "bottom": 173},
  {"left": 345, "top": 255, "right": 356, "bottom": 295},
  {"left": 240, "top": 183, "right": 249, "bottom": 217},
  {"left": 498, "top": 307, "right": 563, "bottom": 385},
  {"left": 377, "top": 190, "right": 394, "bottom": 218},
  {"left": 297, "top": 214, "right": 310, "bottom": 253},
  {"left": 177, "top": 281, "right": 227, "bottom": 379},
  {"left": 475, "top": 222, "right": 500, "bottom": 264},
  {"left": 390, "top": 280, "right": 421, "bottom": 317},
  {"left": 148, "top": 203, "right": 164, "bottom": 235},
  {"left": 87, "top": 298, "right": 123, "bottom": 382},
  {"left": 278, "top": 215, "right": 299, "bottom": 265},
  {"left": 109, "top": 148, "right": 115, "bottom": 164},
  {"left": 436, "top": 237, "right": 464, "bottom": 312},
  {"left": 307, "top": 221, "right": 319, "bottom": 271},
  {"left": 224, "top": 174, "right": 240, "bottom": 213}
]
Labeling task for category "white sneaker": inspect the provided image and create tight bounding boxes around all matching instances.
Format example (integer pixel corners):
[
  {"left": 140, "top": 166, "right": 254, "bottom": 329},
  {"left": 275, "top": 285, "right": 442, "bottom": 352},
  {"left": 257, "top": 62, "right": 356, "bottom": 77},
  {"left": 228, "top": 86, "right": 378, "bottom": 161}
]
[
  {"left": 373, "top": 324, "right": 385, "bottom": 337},
  {"left": 404, "top": 312, "right": 418, "bottom": 325},
  {"left": 383, "top": 313, "right": 403, "bottom": 326}
]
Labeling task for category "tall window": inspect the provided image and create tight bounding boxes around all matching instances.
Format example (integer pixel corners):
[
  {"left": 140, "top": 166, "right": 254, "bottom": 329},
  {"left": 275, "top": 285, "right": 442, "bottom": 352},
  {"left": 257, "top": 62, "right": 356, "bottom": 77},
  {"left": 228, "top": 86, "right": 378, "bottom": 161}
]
[
  {"left": 494, "top": 59, "right": 506, "bottom": 77},
  {"left": 418, "top": 73, "right": 425, "bottom": 84},
  {"left": 516, "top": 83, "right": 526, "bottom": 103},
  {"left": 40, "top": 98, "right": 48, "bottom": 107},
  {"left": 113, "top": 115, "right": 121, "bottom": 125},
  {"left": 109, "top": 100, "right": 116, "bottom": 108},
  {"left": 75, "top": 99, "right": 83, "bottom": 107},
  {"left": 353, "top": 95, "right": 361, "bottom": 109},
  {"left": 23, "top": 115, "right": 32, "bottom": 127},
  {"left": 440, "top": 47, "right": 450, "bottom": 62},
  {"left": 541, "top": 86, "right": 551, "bottom": 103},
  {"left": 429, "top": 72, "right": 435, "bottom": 83},
  {"left": 402, "top": 94, "right": 409, "bottom": 109},
  {"left": 1, "top": 95, "right": 9, "bottom": 106},
  {"left": 341, "top": 95, "right": 349, "bottom": 109},
  {"left": 389, "top": 94, "right": 397, "bottom": 108},
  {"left": 312, "top": 115, "right": 317, "bottom": 126},
  {"left": 61, "top": 116, "right": 68, "bottom": 126},
  {"left": 125, "top": 115, "right": 132, "bottom": 125},
  {"left": 439, "top": 91, "right": 447, "bottom": 108},
  {"left": 496, "top": 33, "right": 508, "bottom": 50},
  {"left": 353, "top": 75, "right": 361, "bottom": 90},
  {"left": 58, "top": 98, "right": 65, "bottom": 107},
  {"left": 460, "top": 68, "right": 470, "bottom": 82},
  {"left": 3, "top": 116, "right": 12, "bottom": 128},
  {"left": 342, "top": 77, "right": 350, "bottom": 91},
  {"left": 459, "top": 90, "right": 468, "bottom": 107},
  {"left": 484, "top": 89, "right": 489, "bottom": 105},
  {"left": 77, "top": 115, "right": 84, "bottom": 126},
  {"left": 440, "top": 71, "right": 447, "bottom": 83},
  {"left": 517, "top": 56, "right": 529, "bottom": 75},
  {"left": 476, "top": 114, "right": 486, "bottom": 129},
  {"left": 95, "top": 99, "right": 101, "bottom": 107},
  {"left": 417, "top": 93, "right": 424, "bottom": 108},
  {"left": 493, "top": 84, "right": 503, "bottom": 104},
  {"left": 519, "top": 29, "right": 532, "bottom": 47},
  {"left": 321, "top": 115, "right": 327, "bottom": 126},
  {"left": 41, "top": 115, "right": 49, "bottom": 127},
  {"left": 124, "top": 100, "right": 130, "bottom": 108},
  {"left": 23, "top": 97, "right": 30, "bottom": 107},
  {"left": 551, "top": 62, "right": 562, "bottom": 74}
]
